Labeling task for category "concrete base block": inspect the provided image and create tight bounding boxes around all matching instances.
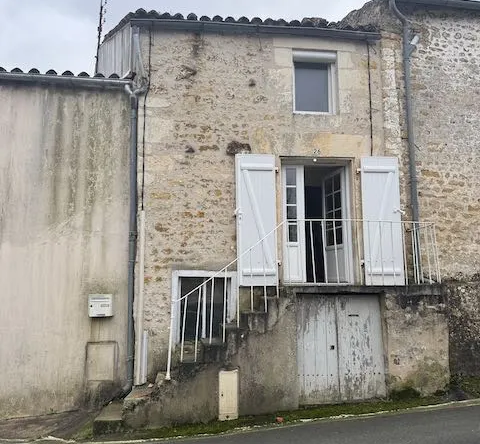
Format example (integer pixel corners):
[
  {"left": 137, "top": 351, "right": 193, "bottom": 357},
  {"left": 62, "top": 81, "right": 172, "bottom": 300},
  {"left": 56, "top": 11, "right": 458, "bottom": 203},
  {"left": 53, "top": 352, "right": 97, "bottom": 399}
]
[{"left": 93, "top": 401, "right": 124, "bottom": 436}]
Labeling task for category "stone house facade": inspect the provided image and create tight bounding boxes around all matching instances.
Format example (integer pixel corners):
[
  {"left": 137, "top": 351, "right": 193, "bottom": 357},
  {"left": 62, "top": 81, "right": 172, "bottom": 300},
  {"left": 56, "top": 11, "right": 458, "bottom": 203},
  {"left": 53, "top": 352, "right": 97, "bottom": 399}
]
[
  {"left": 342, "top": 0, "right": 480, "bottom": 379},
  {"left": 95, "top": 0, "right": 480, "bottom": 426},
  {"left": 1, "top": 0, "right": 478, "bottom": 425}
]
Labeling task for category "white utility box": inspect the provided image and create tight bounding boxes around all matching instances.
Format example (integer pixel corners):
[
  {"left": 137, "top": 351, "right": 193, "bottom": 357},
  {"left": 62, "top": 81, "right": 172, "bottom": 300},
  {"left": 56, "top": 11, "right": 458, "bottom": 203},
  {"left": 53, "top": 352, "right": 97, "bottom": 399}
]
[
  {"left": 88, "top": 294, "right": 113, "bottom": 317},
  {"left": 218, "top": 369, "right": 239, "bottom": 421}
]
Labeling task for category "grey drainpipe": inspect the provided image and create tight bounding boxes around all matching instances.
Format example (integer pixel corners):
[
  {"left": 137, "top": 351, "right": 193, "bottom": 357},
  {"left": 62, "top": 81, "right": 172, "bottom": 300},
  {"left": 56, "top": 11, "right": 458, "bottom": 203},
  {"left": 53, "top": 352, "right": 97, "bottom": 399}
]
[
  {"left": 124, "top": 83, "right": 147, "bottom": 393},
  {"left": 389, "top": 0, "right": 420, "bottom": 223}
]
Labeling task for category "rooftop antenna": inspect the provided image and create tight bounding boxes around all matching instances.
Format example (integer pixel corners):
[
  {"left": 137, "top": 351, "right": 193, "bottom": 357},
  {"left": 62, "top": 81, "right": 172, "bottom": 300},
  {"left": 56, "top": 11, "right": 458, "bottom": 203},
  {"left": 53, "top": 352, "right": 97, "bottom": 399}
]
[{"left": 94, "top": 0, "right": 108, "bottom": 73}]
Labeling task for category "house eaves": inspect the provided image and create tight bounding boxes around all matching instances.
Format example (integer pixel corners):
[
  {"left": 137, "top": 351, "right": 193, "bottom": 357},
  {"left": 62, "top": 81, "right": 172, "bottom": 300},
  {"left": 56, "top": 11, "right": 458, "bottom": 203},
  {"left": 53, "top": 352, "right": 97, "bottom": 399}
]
[
  {"left": 399, "top": 0, "right": 480, "bottom": 11},
  {"left": 105, "top": 9, "right": 381, "bottom": 42},
  {"left": 0, "top": 67, "right": 131, "bottom": 90}
]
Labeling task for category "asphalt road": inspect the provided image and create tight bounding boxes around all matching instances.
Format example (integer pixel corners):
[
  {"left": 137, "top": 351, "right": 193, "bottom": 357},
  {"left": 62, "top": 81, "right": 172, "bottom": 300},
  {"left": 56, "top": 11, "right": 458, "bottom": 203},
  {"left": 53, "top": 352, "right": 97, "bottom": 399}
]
[{"left": 163, "top": 404, "right": 480, "bottom": 444}]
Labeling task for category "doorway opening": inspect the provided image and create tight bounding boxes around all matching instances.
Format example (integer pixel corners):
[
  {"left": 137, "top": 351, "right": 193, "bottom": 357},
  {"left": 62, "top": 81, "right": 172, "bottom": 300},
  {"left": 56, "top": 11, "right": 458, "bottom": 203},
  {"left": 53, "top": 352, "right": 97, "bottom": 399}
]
[{"left": 283, "top": 161, "right": 353, "bottom": 284}]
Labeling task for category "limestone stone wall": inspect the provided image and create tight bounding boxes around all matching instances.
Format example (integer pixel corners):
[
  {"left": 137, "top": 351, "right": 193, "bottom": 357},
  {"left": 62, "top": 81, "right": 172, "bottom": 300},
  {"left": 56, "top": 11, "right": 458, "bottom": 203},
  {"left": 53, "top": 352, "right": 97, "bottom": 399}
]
[
  {"left": 342, "top": 0, "right": 480, "bottom": 382},
  {"left": 408, "top": 8, "right": 480, "bottom": 279},
  {"left": 138, "top": 28, "right": 386, "bottom": 372},
  {"left": 344, "top": 0, "right": 480, "bottom": 279}
]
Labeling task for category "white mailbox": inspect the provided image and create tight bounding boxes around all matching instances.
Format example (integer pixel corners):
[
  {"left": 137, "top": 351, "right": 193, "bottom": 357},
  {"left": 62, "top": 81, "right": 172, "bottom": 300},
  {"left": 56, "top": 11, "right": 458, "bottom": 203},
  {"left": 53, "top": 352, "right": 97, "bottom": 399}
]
[{"left": 88, "top": 294, "right": 113, "bottom": 317}]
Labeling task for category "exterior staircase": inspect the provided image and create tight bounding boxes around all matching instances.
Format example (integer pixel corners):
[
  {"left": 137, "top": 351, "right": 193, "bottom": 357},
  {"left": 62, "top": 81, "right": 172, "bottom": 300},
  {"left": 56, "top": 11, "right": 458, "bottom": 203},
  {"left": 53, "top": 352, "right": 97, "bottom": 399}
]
[{"left": 93, "top": 291, "right": 288, "bottom": 435}]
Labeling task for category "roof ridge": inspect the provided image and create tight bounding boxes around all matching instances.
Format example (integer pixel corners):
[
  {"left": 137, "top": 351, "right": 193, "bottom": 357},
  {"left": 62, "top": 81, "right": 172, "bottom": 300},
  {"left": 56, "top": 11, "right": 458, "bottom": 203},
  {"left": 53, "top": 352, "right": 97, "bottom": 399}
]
[{"left": 103, "top": 9, "right": 378, "bottom": 41}]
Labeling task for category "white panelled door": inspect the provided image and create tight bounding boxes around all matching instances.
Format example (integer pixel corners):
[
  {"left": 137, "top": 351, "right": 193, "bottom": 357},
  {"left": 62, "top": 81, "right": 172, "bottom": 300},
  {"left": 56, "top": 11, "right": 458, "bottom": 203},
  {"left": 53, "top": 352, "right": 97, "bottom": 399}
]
[
  {"left": 322, "top": 168, "right": 350, "bottom": 283},
  {"left": 235, "top": 154, "right": 277, "bottom": 286},
  {"left": 361, "top": 157, "right": 405, "bottom": 285},
  {"left": 282, "top": 165, "right": 306, "bottom": 283}
]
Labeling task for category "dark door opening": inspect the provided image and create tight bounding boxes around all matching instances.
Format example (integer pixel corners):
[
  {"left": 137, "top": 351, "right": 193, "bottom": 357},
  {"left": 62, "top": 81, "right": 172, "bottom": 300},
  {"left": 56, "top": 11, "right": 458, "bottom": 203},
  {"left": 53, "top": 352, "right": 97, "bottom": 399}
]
[
  {"left": 305, "top": 184, "right": 325, "bottom": 282},
  {"left": 304, "top": 165, "right": 345, "bottom": 283}
]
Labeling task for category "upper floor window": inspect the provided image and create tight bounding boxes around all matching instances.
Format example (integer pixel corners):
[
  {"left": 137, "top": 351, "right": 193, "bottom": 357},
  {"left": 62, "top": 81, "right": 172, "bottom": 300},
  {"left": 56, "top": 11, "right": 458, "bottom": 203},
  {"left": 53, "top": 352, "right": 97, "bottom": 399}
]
[{"left": 293, "top": 50, "right": 337, "bottom": 114}]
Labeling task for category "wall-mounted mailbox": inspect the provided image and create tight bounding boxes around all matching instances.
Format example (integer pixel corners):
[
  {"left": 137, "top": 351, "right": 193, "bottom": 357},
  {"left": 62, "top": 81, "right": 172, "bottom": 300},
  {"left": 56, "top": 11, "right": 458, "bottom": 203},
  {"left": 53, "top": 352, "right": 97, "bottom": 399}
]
[{"left": 88, "top": 294, "right": 113, "bottom": 318}]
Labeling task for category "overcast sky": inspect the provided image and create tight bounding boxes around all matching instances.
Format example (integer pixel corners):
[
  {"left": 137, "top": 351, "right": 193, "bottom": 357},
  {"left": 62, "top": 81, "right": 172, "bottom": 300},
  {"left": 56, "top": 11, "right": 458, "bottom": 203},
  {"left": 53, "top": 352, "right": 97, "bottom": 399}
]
[{"left": 0, "top": 0, "right": 370, "bottom": 74}]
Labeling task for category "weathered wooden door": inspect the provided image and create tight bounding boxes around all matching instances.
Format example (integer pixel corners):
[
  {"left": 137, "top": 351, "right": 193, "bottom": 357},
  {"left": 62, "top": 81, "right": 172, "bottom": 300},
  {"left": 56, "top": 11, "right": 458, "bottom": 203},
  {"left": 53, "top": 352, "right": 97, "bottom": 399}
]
[
  {"left": 297, "top": 295, "right": 386, "bottom": 404},
  {"left": 297, "top": 296, "right": 340, "bottom": 403},
  {"left": 337, "top": 296, "right": 387, "bottom": 401}
]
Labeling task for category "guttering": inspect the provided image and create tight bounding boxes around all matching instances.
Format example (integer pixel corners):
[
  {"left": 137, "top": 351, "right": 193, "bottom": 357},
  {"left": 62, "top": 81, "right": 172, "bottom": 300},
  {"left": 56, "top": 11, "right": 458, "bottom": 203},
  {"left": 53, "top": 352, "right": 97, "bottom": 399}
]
[
  {"left": 0, "top": 72, "right": 130, "bottom": 90},
  {"left": 389, "top": 0, "right": 420, "bottom": 224},
  {"left": 124, "top": 83, "right": 147, "bottom": 393},
  {"left": 400, "top": 0, "right": 480, "bottom": 10},
  {"left": 129, "top": 19, "right": 382, "bottom": 41}
]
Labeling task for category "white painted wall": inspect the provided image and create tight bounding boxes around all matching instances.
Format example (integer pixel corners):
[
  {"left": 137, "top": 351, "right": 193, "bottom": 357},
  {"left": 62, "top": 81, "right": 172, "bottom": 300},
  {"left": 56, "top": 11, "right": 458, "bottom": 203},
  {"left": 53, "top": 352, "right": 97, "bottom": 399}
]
[{"left": 0, "top": 84, "right": 130, "bottom": 418}]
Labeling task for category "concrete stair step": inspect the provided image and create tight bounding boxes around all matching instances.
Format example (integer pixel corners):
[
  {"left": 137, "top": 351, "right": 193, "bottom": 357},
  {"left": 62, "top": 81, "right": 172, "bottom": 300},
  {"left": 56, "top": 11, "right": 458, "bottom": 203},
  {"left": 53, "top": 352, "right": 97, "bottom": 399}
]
[
  {"left": 182, "top": 341, "right": 197, "bottom": 352},
  {"left": 93, "top": 401, "right": 124, "bottom": 436},
  {"left": 254, "top": 295, "right": 281, "bottom": 309},
  {"left": 181, "top": 355, "right": 200, "bottom": 363},
  {"left": 250, "top": 288, "right": 281, "bottom": 309},
  {"left": 155, "top": 371, "right": 167, "bottom": 387},
  {"left": 201, "top": 337, "right": 227, "bottom": 363},
  {"left": 123, "top": 385, "right": 155, "bottom": 410},
  {"left": 240, "top": 310, "right": 268, "bottom": 333}
]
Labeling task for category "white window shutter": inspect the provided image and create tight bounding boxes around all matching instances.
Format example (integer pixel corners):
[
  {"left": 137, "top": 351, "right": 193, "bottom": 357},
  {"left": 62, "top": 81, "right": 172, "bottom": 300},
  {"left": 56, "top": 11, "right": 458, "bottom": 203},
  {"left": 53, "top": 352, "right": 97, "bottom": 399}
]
[
  {"left": 361, "top": 157, "right": 405, "bottom": 285},
  {"left": 235, "top": 154, "right": 277, "bottom": 286}
]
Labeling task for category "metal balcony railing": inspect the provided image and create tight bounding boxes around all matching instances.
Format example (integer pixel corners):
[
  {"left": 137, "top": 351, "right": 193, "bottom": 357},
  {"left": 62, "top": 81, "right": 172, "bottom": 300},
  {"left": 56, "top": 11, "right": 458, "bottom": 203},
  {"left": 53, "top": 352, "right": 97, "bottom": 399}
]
[{"left": 165, "top": 219, "right": 440, "bottom": 379}]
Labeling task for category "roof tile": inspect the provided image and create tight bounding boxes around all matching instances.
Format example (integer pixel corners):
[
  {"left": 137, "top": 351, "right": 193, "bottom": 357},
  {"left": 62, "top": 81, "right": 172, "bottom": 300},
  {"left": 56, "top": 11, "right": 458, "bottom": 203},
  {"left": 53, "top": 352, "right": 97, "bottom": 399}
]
[
  {"left": 0, "top": 68, "right": 123, "bottom": 79},
  {"left": 103, "top": 10, "right": 379, "bottom": 41}
]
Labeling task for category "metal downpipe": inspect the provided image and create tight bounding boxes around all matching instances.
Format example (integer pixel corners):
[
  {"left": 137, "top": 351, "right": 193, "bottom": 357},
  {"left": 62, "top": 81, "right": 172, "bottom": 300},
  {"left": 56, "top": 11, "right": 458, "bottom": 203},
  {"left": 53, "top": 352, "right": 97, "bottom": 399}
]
[
  {"left": 124, "top": 83, "right": 146, "bottom": 393},
  {"left": 389, "top": 0, "right": 420, "bottom": 223}
]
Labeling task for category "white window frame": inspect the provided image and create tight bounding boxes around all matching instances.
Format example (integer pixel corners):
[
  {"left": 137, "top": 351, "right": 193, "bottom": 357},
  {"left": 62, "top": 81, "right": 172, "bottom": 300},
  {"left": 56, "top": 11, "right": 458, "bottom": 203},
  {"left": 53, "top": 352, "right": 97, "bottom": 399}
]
[
  {"left": 170, "top": 270, "right": 238, "bottom": 344},
  {"left": 292, "top": 50, "right": 337, "bottom": 115}
]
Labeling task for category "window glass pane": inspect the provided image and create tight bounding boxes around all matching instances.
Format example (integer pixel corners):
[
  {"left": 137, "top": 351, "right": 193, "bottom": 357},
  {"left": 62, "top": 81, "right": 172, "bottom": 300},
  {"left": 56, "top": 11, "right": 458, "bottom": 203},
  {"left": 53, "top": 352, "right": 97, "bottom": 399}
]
[
  {"left": 294, "top": 62, "right": 329, "bottom": 112},
  {"left": 325, "top": 177, "right": 333, "bottom": 194},
  {"left": 288, "top": 224, "right": 298, "bottom": 242},
  {"left": 334, "top": 209, "right": 342, "bottom": 219},
  {"left": 333, "top": 173, "right": 341, "bottom": 191},
  {"left": 326, "top": 195, "right": 334, "bottom": 212},
  {"left": 327, "top": 230, "right": 334, "bottom": 246},
  {"left": 334, "top": 192, "right": 341, "bottom": 209},
  {"left": 286, "top": 168, "right": 296, "bottom": 185},
  {"left": 336, "top": 227, "right": 343, "bottom": 244},
  {"left": 286, "top": 187, "right": 296, "bottom": 204},
  {"left": 287, "top": 206, "right": 297, "bottom": 219}
]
